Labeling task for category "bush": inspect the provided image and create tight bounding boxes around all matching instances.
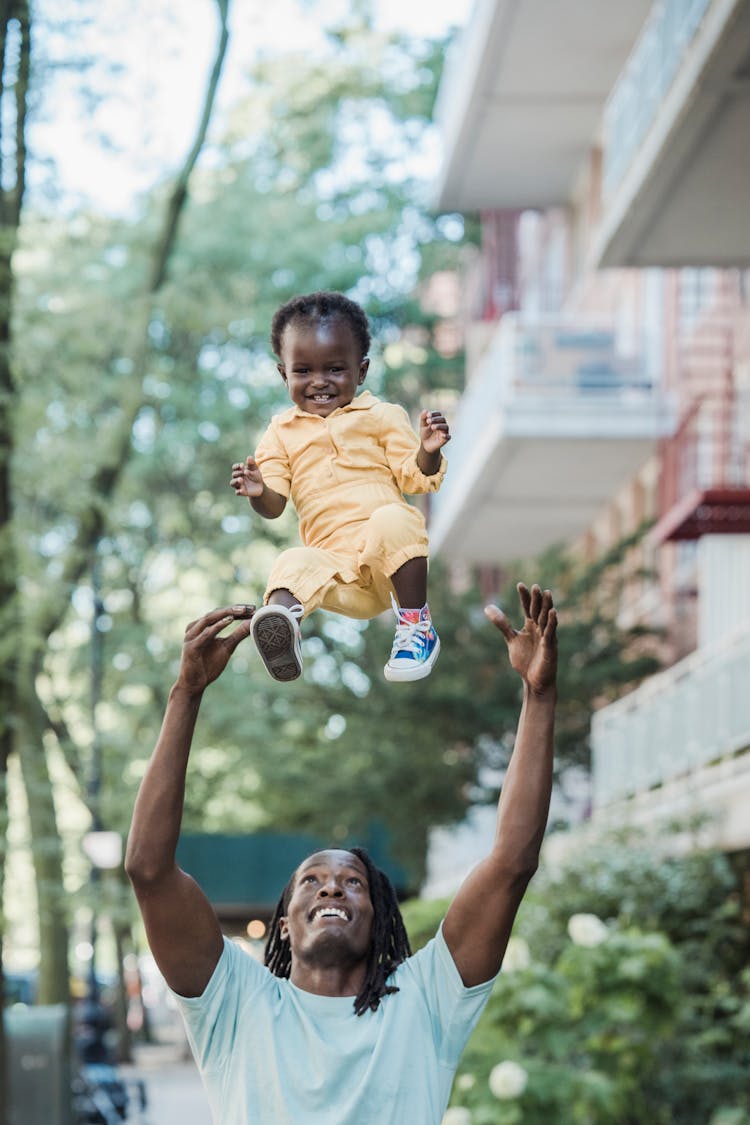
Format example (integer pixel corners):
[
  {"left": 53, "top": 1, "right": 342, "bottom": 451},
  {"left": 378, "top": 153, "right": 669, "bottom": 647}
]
[{"left": 403, "top": 832, "right": 750, "bottom": 1123}]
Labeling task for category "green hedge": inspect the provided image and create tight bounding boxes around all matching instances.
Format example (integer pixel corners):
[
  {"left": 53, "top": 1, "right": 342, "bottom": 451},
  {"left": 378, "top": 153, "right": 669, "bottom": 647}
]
[{"left": 402, "top": 831, "right": 750, "bottom": 1124}]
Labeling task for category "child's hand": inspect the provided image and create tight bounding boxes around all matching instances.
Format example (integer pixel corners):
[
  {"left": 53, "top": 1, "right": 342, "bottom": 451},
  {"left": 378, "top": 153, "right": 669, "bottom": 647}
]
[
  {"left": 230, "top": 456, "right": 265, "bottom": 498},
  {"left": 419, "top": 409, "right": 451, "bottom": 454}
]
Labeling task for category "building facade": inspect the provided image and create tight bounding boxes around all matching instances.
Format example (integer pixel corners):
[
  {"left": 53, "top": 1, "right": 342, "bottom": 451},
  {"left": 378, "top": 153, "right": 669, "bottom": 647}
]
[{"left": 429, "top": 0, "right": 750, "bottom": 857}]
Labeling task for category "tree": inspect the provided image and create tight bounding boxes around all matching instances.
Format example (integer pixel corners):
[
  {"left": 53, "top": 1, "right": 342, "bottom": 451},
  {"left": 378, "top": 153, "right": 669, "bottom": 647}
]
[
  {"left": 4, "top": 0, "right": 231, "bottom": 1030},
  {"left": 1, "top": 6, "right": 31, "bottom": 1120}
]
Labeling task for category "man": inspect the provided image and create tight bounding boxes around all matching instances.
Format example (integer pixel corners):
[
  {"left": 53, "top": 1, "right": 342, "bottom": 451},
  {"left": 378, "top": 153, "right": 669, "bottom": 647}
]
[{"left": 125, "top": 582, "right": 557, "bottom": 1123}]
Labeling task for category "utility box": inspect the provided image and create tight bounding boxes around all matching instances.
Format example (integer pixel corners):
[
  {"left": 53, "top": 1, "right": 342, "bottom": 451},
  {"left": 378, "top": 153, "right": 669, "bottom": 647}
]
[{"left": 4, "top": 1004, "right": 72, "bottom": 1125}]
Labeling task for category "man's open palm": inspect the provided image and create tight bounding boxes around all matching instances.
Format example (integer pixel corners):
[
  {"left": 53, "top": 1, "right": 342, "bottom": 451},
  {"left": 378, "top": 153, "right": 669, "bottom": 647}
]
[{"left": 485, "top": 583, "right": 557, "bottom": 694}]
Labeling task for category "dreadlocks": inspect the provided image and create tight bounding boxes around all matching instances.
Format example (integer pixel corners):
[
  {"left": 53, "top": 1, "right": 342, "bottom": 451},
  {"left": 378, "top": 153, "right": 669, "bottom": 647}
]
[
  {"left": 264, "top": 846, "right": 412, "bottom": 1016},
  {"left": 270, "top": 291, "right": 371, "bottom": 361}
]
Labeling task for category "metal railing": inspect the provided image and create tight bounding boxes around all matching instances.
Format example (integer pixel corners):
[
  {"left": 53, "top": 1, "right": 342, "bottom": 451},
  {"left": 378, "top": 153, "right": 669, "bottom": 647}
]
[
  {"left": 659, "top": 387, "right": 750, "bottom": 511},
  {"left": 602, "top": 0, "right": 712, "bottom": 195},
  {"left": 592, "top": 626, "right": 750, "bottom": 807}
]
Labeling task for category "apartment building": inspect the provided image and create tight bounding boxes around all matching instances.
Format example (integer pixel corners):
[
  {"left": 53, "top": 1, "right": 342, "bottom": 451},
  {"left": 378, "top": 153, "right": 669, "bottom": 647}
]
[{"left": 429, "top": 0, "right": 750, "bottom": 855}]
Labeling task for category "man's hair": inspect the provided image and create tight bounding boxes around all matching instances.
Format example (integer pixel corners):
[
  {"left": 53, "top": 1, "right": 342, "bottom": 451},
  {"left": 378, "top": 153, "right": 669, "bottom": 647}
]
[
  {"left": 264, "top": 846, "right": 412, "bottom": 1016},
  {"left": 270, "top": 291, "right": 371, "bottom": 361}
]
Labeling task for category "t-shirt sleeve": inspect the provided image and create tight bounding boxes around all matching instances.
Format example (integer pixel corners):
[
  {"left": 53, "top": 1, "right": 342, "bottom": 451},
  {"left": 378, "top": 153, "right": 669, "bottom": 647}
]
[
  {"left": 254, "top": 419, "right": 292, "bottom": 499},
  {"left": 171, "top": 938, "right": 269, "bottom": 1076},
  {"left": 404, "top": 922, "right": 496, "bottom": 1068},
  {"left": 378, "top": 403, "right": 447, "bottom": 495}
]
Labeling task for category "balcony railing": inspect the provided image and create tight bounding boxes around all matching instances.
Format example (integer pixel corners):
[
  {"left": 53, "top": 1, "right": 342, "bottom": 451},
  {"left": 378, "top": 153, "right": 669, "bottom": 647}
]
[
  {"left": 440, "top": 312, "right": 661, "bottom": 475},
  {"left": 660, "top": 389, "right": 750, "bottom": 503},
  {"left": 654, "top": 386, "right": 750, "bottom": 540},
  {"left": 592, "top": 626, "right": 750, "bottom": 808},
  {"left": 602, "top": 0, "right": 712, "bottom": 195}
]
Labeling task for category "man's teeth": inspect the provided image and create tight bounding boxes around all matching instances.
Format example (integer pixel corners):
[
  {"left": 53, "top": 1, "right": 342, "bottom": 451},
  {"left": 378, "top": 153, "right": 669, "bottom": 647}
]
[{"left": 315, "top": 907, "right": 348, "bottom": 920}]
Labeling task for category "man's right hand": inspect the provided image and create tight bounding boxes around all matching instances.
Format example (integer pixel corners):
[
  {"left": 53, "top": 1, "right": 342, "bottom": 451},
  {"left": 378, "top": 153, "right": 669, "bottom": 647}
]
[
  {"left": 231, "top": 455, "right": 265, "bottom": 498},
  {"left": 177, "top": 606, "right": 255, "bottom": 696}
]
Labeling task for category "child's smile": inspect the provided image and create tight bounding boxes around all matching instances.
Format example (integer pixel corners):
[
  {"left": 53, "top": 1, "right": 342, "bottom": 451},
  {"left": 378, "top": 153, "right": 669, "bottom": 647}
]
[{"left": 278, "top": 318, "right": 369, "bottom": 418}]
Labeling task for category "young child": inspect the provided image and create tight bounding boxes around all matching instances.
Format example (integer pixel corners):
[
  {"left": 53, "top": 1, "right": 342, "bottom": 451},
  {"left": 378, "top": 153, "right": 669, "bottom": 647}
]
[{"left": 230, "top": 290, "right": 450, "bottom": 684}]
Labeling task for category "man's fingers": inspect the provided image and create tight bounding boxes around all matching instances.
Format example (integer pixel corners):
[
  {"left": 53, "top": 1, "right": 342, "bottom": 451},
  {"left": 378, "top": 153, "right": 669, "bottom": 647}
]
[
  {"left": 184, "top": 606, "right": 254, "bottom": 640},
  {"left": 538, "top": 589, "right": 553, "bottom": 632},
  {"left": 484, "top": 604, "right": 518, "bottom": 642},
  {"left": 517, "top": 582, "right": 531, "bottom": 619},
  {"left": 224, "top": 617, "right": 254, "bottom": 651},
  {"left": 544, "top": 606, "right": 558, "bottom": 641}
]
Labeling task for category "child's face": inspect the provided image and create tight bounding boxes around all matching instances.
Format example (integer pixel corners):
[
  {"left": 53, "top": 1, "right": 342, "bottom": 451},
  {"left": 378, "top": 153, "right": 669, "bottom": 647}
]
[{"left": 277, "top": 317, "right": 369, "bottom": 418}]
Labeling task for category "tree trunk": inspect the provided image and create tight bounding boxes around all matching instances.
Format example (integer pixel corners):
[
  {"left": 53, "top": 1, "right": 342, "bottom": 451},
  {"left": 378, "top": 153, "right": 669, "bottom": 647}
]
[{"left": 0, "top": 4, "right": 30, "bottom": 1122}]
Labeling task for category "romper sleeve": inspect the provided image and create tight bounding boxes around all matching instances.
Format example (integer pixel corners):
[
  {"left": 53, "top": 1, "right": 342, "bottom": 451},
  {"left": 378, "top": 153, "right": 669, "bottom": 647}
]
[
  {"left": 378, "top": 403, "right": 447, "bottom": 495},
  {"left": 254, "top": 418, "right": 292, "bottom": 499}
]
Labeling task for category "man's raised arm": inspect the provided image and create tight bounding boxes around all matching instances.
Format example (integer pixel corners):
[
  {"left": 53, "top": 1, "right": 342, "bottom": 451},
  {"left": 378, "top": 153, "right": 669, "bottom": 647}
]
[
  {"left": 443, "top": 583, "right": 557, "bottom": 986},
  {"left": 125, "top": 605, "right": 254, "bottom": 997}
]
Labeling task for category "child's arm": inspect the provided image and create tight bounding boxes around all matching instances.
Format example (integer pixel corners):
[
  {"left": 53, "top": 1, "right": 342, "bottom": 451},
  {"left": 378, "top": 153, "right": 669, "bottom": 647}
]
[
  {"left": 230, "top": 455, "right": 287, "bottom": 519},
  {"left": 416, "top": 409, "right": 451, "bottom": 475}
]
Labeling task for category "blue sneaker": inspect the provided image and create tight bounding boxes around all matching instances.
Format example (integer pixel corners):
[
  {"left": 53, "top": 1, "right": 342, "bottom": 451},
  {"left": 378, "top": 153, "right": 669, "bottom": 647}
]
[
  {"left": 384, "top": 597, "right": 440, "bottom": 682},
  {"left": 252, "top": 603, "right": 304, "bottom": 682}
]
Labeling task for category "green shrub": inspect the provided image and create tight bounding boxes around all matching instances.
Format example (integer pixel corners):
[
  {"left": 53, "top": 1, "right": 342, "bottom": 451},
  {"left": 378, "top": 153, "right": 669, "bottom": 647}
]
[{"left": 403, "top": 832, "right": 750, "bottom": 1123}]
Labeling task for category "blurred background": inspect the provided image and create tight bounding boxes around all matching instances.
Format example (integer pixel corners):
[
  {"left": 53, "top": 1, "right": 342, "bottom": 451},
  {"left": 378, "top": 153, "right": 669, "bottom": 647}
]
[{"left": 1, "top": 0, "right": 749, "bottom": 1122}]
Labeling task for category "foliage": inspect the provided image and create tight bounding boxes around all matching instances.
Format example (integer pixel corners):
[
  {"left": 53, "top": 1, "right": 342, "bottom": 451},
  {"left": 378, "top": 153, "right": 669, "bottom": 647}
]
[{"left": 403, "top": 833, "right": 750, "bottom": 1123}]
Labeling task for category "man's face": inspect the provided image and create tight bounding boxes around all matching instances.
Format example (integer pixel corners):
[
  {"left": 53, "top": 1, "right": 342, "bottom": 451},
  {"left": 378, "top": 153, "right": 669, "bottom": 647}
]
[
  {"left": 277, "top": 318, "right": 369, "bottom": 418},
  {"left": 280, "top": 850, "right": 375, "bottom": 971}
]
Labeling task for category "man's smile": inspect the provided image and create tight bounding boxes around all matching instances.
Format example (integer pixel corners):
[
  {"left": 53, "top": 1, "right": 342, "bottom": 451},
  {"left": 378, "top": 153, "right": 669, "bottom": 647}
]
[{"left": 310, "top": 905, "right": 350, "bottom": 922}]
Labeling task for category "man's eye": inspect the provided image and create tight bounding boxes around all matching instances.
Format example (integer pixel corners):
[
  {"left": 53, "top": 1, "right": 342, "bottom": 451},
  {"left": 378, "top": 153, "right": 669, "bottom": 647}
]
[
  {"left": 301, "top": 874, "right": 317, "bottom": 883},
  {"left": 347, "top": 877, "right": 362, "bottom": 886}
]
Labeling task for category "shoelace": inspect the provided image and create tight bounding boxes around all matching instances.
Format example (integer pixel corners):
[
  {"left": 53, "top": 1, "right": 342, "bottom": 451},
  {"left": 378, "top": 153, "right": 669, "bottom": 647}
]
[{"left": 391, "top": 615, "right": 433, "bottom": 657}]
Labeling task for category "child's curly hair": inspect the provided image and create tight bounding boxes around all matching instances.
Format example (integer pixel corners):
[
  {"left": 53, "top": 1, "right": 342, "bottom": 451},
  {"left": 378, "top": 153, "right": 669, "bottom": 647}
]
[{"left": 270, "top": 291, "right": 371, "bottom": 360}]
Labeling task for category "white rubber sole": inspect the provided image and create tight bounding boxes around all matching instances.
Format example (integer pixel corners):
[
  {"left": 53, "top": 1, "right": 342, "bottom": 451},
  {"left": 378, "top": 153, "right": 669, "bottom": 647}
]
[{"left": 383, "top": 636, "right": 440, "bottom": 683}]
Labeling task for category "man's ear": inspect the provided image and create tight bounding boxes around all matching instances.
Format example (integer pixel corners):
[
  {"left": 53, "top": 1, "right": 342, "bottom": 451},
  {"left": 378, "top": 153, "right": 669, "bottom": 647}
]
[
  {"left": 277, "top": 363, "right": 288, "bottom": 384},
  {"left": 279, "top": 916, "right": 289, "bottom": 941},
  {"left": 358, "top": 358, "right": 370, "bottom": 385}
]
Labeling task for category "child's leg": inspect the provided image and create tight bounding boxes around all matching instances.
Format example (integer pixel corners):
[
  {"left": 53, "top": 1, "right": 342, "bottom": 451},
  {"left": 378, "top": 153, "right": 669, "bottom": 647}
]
[
  {"left": 389, "top": 556, "right": 428, "bottom": 610},
  {"left": 253, "top": 547, "right": 353, "bottom": 682},
  {"left": 357, "top": 504, "right": 440, "bottom": 681},
  {"left": 266, "top": 587, "right": 302, "bottom": 611}
]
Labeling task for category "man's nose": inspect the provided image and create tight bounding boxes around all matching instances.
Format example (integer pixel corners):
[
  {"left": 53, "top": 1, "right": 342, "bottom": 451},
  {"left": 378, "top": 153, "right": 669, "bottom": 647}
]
[{"left": 319, "top": 879, "right": 343, "bottom": 897}]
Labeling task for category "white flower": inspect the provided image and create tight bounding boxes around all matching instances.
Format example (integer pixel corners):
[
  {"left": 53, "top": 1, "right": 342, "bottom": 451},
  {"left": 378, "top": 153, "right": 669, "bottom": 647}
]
[
  {"left": 567, "top": 913, "right": 609, "bottom": 948},
  {"left": 456, "top": 1073, "right": 476, "bottom": 1091},
  {"left": 502, "top": 936, "right": 531, "bottom": 971},
  {"left": 488, "top": 1060, "right": 528, "bottom": 1100},
  {"left": 442, "top": 1108, "right": 472, "bottom": 1125}
]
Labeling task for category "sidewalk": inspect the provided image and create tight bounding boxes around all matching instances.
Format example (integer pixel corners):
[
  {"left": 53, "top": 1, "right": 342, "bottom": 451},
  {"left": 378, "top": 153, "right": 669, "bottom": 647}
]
[{"left": 123, "top": 1041, "right": 212, "bottom": 1125}]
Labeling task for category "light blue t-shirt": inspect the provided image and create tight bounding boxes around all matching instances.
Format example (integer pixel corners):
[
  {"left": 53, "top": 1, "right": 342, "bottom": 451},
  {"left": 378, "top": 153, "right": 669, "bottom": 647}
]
[{"left": 174, "top": 924, "right": 494, "bottom": 1124}]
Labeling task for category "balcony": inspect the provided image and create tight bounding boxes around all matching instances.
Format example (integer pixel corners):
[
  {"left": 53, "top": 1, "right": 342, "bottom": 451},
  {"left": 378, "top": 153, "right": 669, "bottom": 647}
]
[
  {"left": 433, "top": 0, "right": 652, "bottom": 211},
  {"left": 595, "top": 0, "right": 750, "bottom": 267},
  {"left": 429, "top": 315, "right": 674, "bottom": 564},
  {"left": 652, "top": 387, "right": 750, "bottom": 542},
  {"left": 591, "top": 627, "right": 750, "bottom": 851}
]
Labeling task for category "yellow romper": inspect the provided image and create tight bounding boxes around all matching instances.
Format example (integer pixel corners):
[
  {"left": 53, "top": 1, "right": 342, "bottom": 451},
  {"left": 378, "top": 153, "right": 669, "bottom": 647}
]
[{"left": 254, "top": 390, "right": 447, "bottom": 619}]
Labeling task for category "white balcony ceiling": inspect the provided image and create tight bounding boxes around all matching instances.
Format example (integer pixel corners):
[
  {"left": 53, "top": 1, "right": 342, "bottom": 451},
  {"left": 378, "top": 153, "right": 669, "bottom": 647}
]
[
  {"left": 434, "top": 0, "right": 652, "bottom": 210},
  {"left": 429, "top": 408, "right": 668, "bottom": 565},
  {"left": 596, "top": 0, "right": 750, "bottom": 267}
]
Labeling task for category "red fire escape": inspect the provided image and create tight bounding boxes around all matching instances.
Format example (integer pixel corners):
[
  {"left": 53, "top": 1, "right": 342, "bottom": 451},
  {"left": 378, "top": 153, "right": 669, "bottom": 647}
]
[{"left": 653, "top": 372, "right": 750, "bottom": 542}]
